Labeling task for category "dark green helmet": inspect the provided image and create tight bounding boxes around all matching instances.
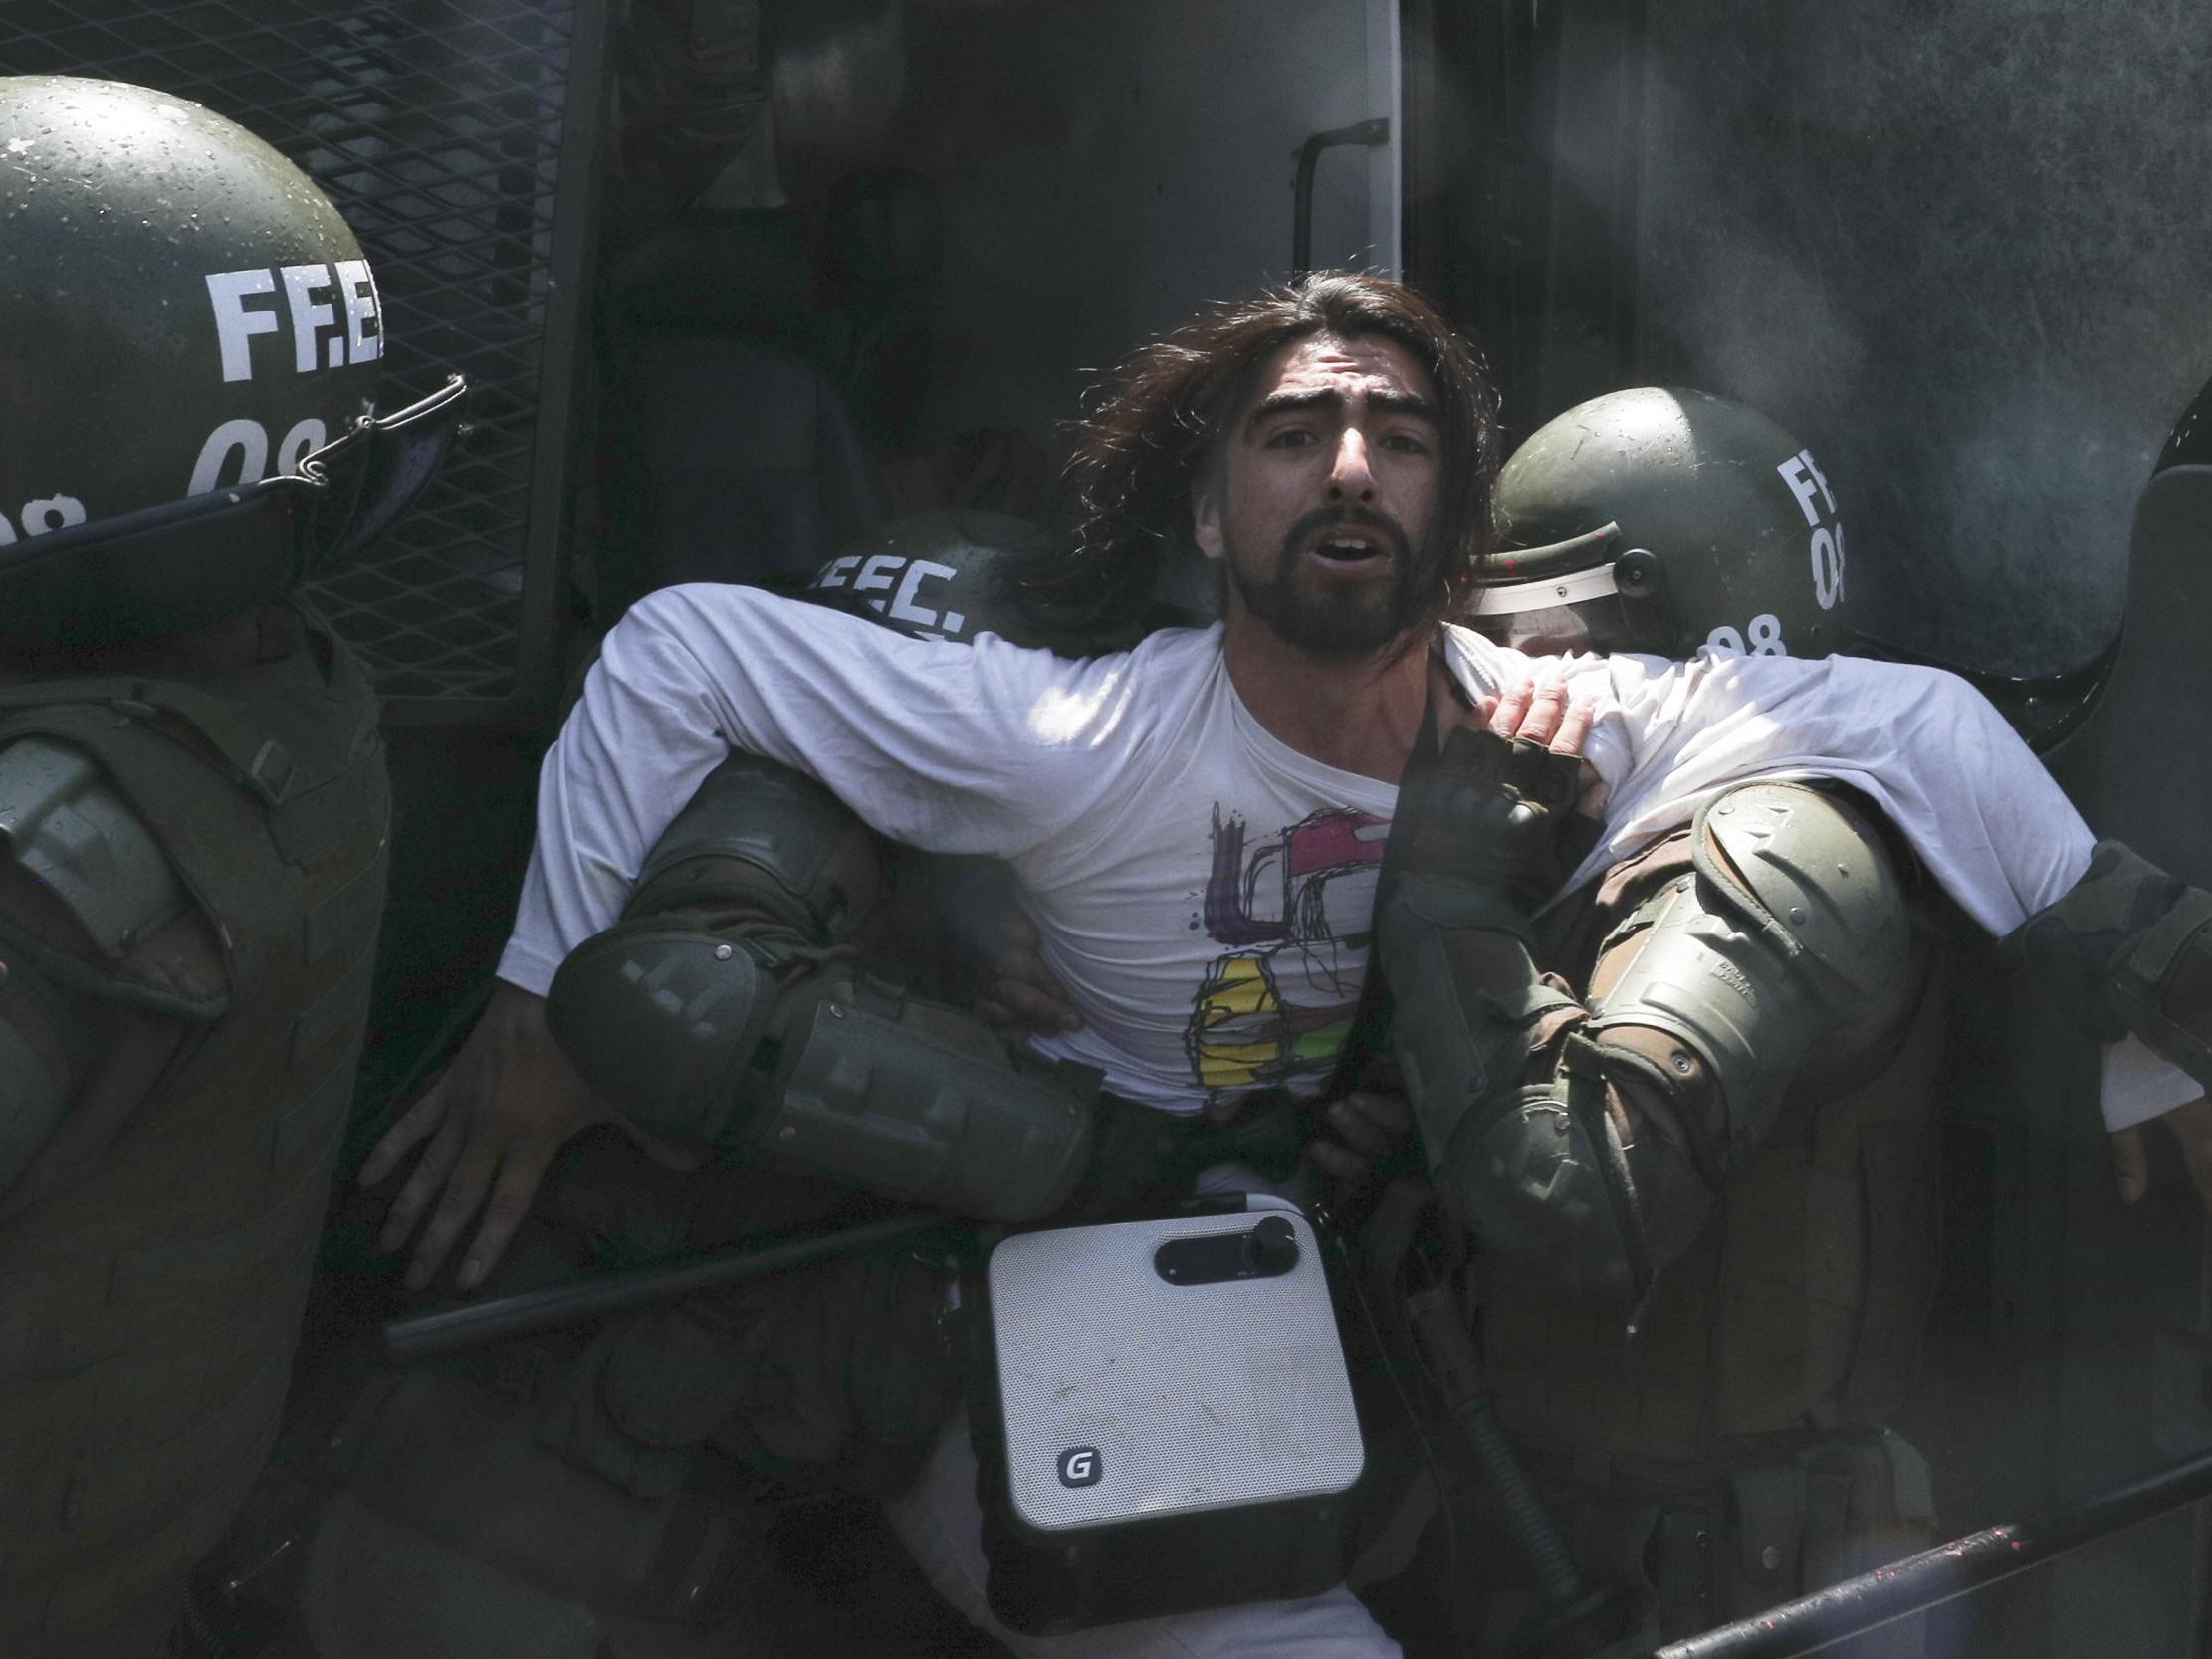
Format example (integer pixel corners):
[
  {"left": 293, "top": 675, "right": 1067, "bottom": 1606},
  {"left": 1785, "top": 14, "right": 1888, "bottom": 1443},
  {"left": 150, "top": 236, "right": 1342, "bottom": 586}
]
[
  {"left": 0, "top": 76, "right": 463, "bottom": 648},
  {"left": 803, "top": 508, "right": 1193, "bottom": 656},
  {"left": 1478, "top": 387, "right": 1848, "bottom": 661}
]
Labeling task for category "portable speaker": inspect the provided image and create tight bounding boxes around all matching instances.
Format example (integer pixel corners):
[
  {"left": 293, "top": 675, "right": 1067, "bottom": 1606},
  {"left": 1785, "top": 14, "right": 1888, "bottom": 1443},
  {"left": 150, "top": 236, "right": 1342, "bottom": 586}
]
[{"left": 969, "top": 1199, "right": 1367, "bottom": 1633}]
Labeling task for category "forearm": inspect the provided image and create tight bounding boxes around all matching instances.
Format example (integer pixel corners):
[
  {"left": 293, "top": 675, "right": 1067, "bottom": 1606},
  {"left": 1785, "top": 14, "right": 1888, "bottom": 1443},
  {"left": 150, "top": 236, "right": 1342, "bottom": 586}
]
[
  {"left": 1395, "top": 777, "right": 1915, "bottom": 1304},
  {"left": 538, "top": 750, "right": 1101, "bottom": 1223}
]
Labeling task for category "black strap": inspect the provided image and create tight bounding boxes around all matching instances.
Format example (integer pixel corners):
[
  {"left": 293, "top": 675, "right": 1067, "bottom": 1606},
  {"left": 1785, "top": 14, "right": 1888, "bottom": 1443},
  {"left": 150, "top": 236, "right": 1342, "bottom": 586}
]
[
  {"left": 0, "top": 673, "right": 297, "bottom": 805},
  {"left": 1319, "top": 644, "right": 1457, "bottom": 1102}
]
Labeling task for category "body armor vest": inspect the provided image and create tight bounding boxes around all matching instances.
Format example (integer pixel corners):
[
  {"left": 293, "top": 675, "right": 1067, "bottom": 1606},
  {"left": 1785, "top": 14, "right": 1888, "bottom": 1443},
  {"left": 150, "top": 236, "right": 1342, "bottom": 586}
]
[
  {"left": 1477, "top": 832, "right": 1947, "bottom": 1472},
  {"left": 0, "top": 611, "right": 388, "bottom": 1656}
]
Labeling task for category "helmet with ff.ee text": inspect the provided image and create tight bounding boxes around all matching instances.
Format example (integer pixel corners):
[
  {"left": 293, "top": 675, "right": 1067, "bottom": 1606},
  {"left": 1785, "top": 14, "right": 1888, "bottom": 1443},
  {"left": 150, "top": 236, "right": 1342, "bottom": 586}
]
[
  {"left": 1476, "top": 387, "right": 1849, "bottom": 662},
  {"left": 0, "top": 75, "right": 464, "bottom": 649}
]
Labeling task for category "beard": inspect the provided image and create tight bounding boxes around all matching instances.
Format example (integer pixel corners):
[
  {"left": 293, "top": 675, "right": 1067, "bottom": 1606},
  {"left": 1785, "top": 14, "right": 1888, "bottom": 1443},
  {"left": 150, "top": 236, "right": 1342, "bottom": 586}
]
[{"left": 1225, "top": 503, "right": 1431, "bottom": 657}]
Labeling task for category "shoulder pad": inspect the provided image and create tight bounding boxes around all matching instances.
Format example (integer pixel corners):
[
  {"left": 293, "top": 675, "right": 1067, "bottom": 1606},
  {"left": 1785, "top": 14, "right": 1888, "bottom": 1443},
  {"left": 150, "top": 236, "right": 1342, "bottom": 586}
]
[
  {"left": 0, "top": 735, "right": 191, "bottom": 959},
  {"left": 0, "top": 953, "right": 84, "bottom": 1201},
  {"left": 1693, "top": 780, "right": 1908, "bottom": 999}
]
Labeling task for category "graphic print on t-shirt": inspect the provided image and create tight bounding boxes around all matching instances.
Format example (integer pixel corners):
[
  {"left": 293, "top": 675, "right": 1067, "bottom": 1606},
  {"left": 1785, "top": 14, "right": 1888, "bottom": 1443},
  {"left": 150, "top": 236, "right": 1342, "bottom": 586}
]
[{"left": 1184, "top": 805, "right": 1390, "bottom": 1101}]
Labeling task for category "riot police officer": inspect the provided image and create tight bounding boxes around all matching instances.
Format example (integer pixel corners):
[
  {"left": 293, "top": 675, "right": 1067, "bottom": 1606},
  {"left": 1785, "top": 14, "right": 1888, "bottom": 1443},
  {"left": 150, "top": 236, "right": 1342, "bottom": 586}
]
[
  {"left": 1384, "top": 385, "right": 2212, "bottom": 1651},
  {"left": 1374, "top": 388, "right": 1943, "bottom": 1650},
  {"left": 0, "top": 77, "right": 460, "bottom": 1658},
  {"left": 365, "top": 282, "right": 2211, "bottom": 1659},
  {"left": 358, "top": 513, "right": 1282, "bottom": 1502}
]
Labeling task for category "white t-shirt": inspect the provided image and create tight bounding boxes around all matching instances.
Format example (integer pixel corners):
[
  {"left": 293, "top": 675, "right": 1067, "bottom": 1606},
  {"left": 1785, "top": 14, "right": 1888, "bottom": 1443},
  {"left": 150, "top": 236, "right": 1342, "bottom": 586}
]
[{"left": 502, "top": 583, "right": 2193, "bottom": 1130}]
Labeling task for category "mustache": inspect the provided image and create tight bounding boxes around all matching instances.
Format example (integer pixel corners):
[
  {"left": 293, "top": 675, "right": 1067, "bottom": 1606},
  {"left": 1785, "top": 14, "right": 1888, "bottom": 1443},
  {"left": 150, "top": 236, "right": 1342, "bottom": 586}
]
[{"left": 1279, "top": 503, "right": 1414, "bottom": 565}]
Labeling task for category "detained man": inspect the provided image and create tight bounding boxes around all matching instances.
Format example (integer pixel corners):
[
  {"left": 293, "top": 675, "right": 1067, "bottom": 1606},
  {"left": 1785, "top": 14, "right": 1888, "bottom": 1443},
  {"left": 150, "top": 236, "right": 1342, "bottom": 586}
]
[{"left": 366, "top": 273, "right": 2204, "bottom": 1656}]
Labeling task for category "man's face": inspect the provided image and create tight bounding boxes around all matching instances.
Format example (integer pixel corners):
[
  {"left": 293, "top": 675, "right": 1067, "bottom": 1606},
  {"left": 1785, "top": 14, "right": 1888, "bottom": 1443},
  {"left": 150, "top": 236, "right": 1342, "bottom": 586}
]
[{"left": 1193, "top": 330, "right": 1442, "bottom": 657}]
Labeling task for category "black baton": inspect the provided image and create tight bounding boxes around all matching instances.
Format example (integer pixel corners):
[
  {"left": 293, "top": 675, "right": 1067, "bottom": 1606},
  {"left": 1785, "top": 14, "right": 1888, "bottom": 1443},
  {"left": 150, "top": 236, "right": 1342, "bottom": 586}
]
[
  {"left": 381, "top": 1209, "right": 957, "bottom": 1365},
  {"left": 1655, "top": 1444, "right": 2212, "bottom": 1658}
]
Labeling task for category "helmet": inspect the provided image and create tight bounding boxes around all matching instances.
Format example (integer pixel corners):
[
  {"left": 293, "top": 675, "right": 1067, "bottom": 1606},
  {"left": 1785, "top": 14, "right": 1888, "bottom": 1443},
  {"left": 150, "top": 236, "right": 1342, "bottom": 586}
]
[
  {"left": 804, "top": 508, "right": 1204, "bottom": 654},
  {"left": 1477, "top": 387, "right": 1849, "bottom": 661},
  {"left": 0, "top": 76, "right": 464, "bottom": 649}
]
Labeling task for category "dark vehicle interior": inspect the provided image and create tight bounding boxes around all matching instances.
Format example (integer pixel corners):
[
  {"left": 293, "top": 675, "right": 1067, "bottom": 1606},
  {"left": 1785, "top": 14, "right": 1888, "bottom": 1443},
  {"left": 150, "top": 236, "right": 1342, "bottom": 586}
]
[{"left": 5, "top": 1, "right": 2212, "bottom": 1654}]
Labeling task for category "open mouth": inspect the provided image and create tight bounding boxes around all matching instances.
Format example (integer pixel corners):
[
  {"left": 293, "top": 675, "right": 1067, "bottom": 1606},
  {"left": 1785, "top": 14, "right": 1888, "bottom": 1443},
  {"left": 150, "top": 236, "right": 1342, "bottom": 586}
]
[{"left": 1306, "top": 533, "right": 1392, "bottom": 566}]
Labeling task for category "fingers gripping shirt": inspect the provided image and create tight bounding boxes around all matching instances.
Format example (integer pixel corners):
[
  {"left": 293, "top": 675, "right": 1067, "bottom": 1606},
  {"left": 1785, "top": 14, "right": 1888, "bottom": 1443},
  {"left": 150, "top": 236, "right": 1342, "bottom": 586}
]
[{"left": 504, "top": 587, "right": 2193, "bottom": 1124}]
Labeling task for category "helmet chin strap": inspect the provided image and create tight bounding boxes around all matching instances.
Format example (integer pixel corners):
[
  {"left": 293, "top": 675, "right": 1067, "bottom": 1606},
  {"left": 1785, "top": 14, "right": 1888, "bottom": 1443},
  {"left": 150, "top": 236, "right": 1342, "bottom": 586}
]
[
  {"left": 299, "top": 376, "right": 471, "bottom": 568},
  {"left": 0, "top": 377, "right": 468, "bottom": 652}
]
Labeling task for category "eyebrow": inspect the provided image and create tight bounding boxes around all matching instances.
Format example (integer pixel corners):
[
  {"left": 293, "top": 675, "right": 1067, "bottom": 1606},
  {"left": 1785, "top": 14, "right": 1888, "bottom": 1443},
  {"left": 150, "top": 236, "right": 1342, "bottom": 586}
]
[{"left": 1245, "top": 386, "right": 1440, "bottom": 427}]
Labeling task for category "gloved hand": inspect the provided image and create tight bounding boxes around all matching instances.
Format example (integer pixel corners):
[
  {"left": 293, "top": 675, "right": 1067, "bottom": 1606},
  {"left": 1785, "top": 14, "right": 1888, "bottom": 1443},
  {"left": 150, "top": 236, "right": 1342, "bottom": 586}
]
[{"left": 1397, "top": 661, "right": 1599, "bottom": 911}]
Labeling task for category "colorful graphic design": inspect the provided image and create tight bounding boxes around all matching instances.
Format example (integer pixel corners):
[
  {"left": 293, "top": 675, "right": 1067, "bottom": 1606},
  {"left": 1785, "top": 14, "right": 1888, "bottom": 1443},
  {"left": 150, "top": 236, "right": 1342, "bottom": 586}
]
[{"left": 1185, "top": 806, "right": 1390, "bottom": 1099}]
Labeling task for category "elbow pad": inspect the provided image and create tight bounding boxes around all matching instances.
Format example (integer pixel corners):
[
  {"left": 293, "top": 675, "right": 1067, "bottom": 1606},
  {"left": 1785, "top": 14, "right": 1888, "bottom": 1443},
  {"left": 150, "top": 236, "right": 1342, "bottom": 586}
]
[
  {"left": 545, "top": 919, "right": 775, "bottom": 1151},
  {"left": 1585, "top": 780, "right": 1910, "bottom": 1157},
  {"left": 547, "top": 750, "right": 883, "bottom": 1150},
  {"left": 548, "top": 933, "right": 1096, "bottom": 1222}
]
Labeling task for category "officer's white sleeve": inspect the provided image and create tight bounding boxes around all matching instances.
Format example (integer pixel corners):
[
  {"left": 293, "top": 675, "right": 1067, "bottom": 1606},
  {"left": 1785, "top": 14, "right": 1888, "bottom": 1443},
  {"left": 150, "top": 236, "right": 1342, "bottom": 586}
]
[
  {"left": 497, "top": 584, "right": 1144, "bottom": 994},
  {"left": 2101, "top": 1034, "right": 2205, "bottom": 1132}
]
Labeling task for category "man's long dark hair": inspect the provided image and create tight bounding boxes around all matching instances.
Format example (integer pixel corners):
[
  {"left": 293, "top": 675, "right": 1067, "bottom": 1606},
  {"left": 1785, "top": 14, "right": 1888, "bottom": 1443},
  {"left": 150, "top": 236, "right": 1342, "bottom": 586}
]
[{"left": 1015, "top": 272, "right": 1502, "bottom": 638}]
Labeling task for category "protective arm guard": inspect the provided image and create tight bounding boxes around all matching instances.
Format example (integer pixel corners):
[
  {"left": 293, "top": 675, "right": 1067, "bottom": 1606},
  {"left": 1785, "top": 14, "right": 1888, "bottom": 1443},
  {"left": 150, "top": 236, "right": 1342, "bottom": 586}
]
[
  {"left": 1392, "top": 780, "right": 1913, "bottom": 1304},
  {"left": 1378, "top": 872, "right": 1582, "bottom": 1180},
  {"left": 1377, "top": 726, "right": 1589, "bottom": 1195},
  {"left": 751, "top": 970, "right": 1097, "bottom": 1220},
  {"left": 546, "top": 752, "right": 1096, "bottom": 1222},
  {"left": 1380, "top": 876, "right": 1637, "bottom": 1300}
]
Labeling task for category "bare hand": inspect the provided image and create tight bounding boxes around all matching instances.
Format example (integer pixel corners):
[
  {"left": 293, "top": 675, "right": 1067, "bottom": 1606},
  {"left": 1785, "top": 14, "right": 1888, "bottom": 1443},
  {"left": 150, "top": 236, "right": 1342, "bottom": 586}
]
[
  {"left": 359, "top": 981, "right": 610, "bottom": 1291},
  {"left": 2112, "top": 1094, "right": 2212, "bottom": 1215},
  {"left": 969, "top": 901, "right": 1083, "bottom": 1039},
  {"left": 1481, "top": 663, "right": 1592, "bottom": 751},
  {"left": 1304, "top": 1088, "right": 1416, "bottom": 1190}
]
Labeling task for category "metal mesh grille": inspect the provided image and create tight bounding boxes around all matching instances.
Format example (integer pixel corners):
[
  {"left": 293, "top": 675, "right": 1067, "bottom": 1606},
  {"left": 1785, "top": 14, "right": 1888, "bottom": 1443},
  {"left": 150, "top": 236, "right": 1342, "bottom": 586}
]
[{"left": 0, "top": 0, "right": 582, "bottom": 708}]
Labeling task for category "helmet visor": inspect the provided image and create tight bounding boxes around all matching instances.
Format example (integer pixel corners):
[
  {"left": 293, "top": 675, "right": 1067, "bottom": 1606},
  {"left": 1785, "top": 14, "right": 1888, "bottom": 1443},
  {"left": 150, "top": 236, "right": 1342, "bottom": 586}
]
[
  {"left": 0, "top": 377, "right": 467, "bottom": 649},
  {"left": 1466, "top": 523, "right": 1675, "bottom": 656}
]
